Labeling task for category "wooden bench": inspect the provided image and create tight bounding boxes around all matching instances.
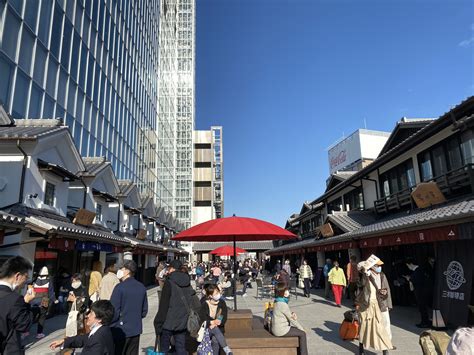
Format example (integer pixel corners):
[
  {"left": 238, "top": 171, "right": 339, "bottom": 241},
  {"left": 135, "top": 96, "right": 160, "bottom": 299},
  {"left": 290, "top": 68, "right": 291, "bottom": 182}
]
[
  {"left": 223, "top": 314, "right": 299, "bottom": 355},
  {"left": 225, "top": 309, "right": 253, "bottom": 332}
]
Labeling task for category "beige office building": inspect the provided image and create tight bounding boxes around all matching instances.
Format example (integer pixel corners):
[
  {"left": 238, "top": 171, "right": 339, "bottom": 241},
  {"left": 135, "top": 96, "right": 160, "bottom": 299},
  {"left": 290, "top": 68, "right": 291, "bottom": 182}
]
[{"left": 193, "top": 127, "right": 224, "bottom": 226}]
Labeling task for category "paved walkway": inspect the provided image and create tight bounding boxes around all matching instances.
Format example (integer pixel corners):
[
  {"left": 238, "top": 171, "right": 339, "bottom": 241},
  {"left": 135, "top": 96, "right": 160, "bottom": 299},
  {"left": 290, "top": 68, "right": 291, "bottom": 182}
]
[{"left": 26, "top": 280, "right": 424, "bottom": 354}]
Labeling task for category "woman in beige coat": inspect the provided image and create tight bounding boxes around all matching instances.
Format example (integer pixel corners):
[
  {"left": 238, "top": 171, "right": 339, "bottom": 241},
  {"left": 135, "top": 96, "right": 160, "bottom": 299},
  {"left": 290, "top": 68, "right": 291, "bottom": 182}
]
[{"left": 356, "top": 256, "right": 393, "bottom": 355}]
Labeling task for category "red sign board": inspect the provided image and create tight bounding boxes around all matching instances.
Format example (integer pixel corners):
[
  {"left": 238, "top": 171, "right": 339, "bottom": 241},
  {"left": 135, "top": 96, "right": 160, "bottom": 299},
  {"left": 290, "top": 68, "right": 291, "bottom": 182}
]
[{"left": 48, "top": 238, "right": 76, "bottom": 251}]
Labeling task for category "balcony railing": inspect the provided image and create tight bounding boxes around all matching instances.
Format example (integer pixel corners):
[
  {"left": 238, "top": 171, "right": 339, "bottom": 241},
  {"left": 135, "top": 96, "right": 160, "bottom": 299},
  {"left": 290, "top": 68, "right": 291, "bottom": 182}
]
[{"left": 375, "top": 163, "right": 474, "bottom": 214}]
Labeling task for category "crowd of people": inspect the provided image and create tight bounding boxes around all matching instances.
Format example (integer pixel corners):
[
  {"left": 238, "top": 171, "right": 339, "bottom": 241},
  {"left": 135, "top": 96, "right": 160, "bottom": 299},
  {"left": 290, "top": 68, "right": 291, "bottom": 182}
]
[{"left": 0, "top": 254, "right": 472, "bottom": 355}]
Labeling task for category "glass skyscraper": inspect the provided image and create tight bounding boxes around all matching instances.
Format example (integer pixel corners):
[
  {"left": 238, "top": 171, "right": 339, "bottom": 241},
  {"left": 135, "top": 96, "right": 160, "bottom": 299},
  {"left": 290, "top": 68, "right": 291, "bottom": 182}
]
[
  {"left": 157, "top": 0, "right": 195, "bottom": 228},
  {"left": 0, "top": 0, "right": 160, "bottom": 199}
]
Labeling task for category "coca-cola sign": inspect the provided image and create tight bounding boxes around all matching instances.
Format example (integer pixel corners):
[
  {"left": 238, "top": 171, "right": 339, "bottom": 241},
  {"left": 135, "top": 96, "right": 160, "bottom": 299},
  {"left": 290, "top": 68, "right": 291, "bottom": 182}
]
[{"left": 330, "top": 150, "right": 347, "bottom": 170}]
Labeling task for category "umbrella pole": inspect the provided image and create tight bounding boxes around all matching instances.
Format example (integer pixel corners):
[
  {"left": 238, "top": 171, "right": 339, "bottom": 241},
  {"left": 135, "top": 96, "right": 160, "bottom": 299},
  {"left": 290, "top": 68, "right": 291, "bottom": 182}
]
[{"left": 233, "top": 236, "right": 237, "bottom": 311}]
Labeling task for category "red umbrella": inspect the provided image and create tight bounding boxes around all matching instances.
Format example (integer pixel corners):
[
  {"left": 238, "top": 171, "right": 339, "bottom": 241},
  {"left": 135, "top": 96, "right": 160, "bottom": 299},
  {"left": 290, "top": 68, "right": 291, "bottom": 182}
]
[
  {"left": 210, "top": 245, "right": 248, "bottom": 256},
  {"left": 172, "top": 215, "right": 297, "bottom": 309}
]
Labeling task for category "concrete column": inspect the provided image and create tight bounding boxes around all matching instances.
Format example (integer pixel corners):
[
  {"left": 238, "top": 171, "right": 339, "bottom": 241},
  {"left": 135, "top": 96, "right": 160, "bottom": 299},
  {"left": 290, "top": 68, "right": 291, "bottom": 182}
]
[
  {"left": 317, "top": 251, "right": 325, "bottom": 268},
  {"left": 99, "top": 252, "right": 107, "bottom": 271},
  {"left": 348, "top": 248, "right": 361, "bottom": 261}
]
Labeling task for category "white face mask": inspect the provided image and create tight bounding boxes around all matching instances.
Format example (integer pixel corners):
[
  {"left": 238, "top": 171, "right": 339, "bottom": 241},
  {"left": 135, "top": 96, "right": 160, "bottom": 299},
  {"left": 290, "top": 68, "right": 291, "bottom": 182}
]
[
  {"left": 283, "top": 290, "right": 290, "bottom": 298},
  {"left": 116, "top": 269, "right": 124, "bottom": 280},
  {"left": 71, "top": 280, "right": 82, "bottom": 289},
  {"left": 212, "top": 293, "right": 221, "bottom": 301}
]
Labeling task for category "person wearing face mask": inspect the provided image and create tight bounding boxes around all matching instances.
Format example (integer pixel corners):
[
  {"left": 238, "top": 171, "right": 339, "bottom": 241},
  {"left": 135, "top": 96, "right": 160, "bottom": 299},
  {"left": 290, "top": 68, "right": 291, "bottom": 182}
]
[
  {"left": 154, "top": 259, "right": 201, "bottom": 355},
  {"left": 356, "top": 255, "right": 393, "bottom": 355},
  {"left": 271, "top": 282, "right": 308, "bottom": 355},
  {"left": 67, "top": 274, "right": 89, "bottom": 335},
  {"left": 30, "top": 266, "right": 57, "bottom": 339},
  {"left": 328, "top": 261, "right": 347, "bottom": 307},
  {"left": 0, "top": 256, "right": 35, "bottom": 354},
  {"left": 49, "top": 300, "right": 115, "bottom": 354},
  {"left": 110, "top": 260, "right": 148, "bottom": 355},
  {"left": 198, "top": 284, "right": 233, "bottom": 355},
  {"left": 298, "top": 259, "right": 313, "bottom": 298}
]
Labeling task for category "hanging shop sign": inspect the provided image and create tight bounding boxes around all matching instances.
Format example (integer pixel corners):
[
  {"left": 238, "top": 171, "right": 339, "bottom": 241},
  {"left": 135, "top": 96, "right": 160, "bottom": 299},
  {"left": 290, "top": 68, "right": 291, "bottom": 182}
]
[
  {"left": 411, "top": 182, "right": 446, "bottom": 208},
  {"left": 320, "top": 223, "right": 334, "bottom": 238},
  {"left": 75, "top": 241, "right": 114, "bottom": 252},
  {"left": 35, "top": 251, "right": 58, "bottom": 259},
  {"left": 136, "top": 229, "right": 147, "bottom": 240},
  {"left": 435, "top": 239, "right": 473, "bottom": 328},
  {"left": 73, "top": 209, "right": 96, "bottom": 226},
  {"left": 48, "top": 238, "right": 76, "bottom": 251}
]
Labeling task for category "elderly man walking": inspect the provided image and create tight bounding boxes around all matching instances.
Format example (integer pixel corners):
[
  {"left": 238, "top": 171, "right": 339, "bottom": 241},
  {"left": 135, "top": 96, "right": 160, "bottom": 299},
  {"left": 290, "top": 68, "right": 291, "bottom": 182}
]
[{"left": 110, "top": 260, "right": 148, "bottom": 355}]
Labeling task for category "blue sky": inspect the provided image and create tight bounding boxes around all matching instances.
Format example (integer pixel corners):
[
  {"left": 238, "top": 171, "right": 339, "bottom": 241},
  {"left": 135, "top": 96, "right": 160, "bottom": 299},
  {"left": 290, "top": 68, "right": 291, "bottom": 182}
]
[{"left": 195, "top": 0, "right": 474, "bottom": 226}]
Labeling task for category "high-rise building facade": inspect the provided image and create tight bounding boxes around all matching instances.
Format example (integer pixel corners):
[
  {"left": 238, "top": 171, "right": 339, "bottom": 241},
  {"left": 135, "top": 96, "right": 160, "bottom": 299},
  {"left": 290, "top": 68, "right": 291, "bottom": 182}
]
[
  {"left": 0, "top": 0, "right": 160, "bottom": 199},
  {"left": 192, "top": 126, "right": 224, "bottom": 226},
  {"left": 157, "top": 0, "right": 195, "bottom": 228}
]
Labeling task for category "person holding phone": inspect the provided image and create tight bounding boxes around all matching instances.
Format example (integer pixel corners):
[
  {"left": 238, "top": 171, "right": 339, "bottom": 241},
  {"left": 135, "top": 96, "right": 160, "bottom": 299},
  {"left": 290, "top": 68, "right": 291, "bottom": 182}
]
[{"left": 199, "top": 284, "right": 233, "bottom": 355}]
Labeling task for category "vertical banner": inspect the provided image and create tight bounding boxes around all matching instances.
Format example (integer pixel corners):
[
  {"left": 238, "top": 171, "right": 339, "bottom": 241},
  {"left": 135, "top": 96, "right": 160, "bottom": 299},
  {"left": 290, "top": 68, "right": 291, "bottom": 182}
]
[{"left": 435, "top": 240, "right": 473, "bottom": 327}]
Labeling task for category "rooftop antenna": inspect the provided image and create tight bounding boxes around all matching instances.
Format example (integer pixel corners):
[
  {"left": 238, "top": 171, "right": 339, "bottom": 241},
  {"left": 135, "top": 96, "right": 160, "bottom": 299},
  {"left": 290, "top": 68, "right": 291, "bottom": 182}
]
[{"left": 364, "top": 118, "right": 367, "bottom": 129}]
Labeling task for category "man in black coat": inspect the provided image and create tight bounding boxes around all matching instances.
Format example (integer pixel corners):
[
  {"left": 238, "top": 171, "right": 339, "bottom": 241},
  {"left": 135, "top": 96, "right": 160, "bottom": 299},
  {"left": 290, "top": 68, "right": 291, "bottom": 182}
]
[
  {"left": 49, "top": 300, "right": 115, "bottom": 354},
  {"left": 154, "top": 259, "right": 200, "bottom": 354},
  {"left": 411, "top": 257, "right": 435, "bottom": 328},
  {"left": 0, "top": 256, "right": 35, "bottom": 354}
]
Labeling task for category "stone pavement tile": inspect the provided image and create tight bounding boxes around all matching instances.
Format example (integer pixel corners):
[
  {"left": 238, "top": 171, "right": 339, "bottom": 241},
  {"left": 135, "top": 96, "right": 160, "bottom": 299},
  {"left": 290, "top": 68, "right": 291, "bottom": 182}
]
[{"left": 26, "top": 280, "right": 424, "bottom": 354}]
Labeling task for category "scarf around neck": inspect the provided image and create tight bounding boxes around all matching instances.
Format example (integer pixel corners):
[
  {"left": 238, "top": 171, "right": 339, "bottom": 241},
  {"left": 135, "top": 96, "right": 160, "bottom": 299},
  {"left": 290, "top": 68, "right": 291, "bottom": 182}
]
[{"left": 275, "top": 297, "right": 289, "bottom": 303}]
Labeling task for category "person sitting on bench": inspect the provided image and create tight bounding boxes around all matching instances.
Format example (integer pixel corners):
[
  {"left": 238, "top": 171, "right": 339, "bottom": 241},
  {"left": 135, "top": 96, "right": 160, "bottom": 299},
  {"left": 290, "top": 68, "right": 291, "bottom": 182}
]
[{"left": 271, "top": 282, "right": 308, "bottom": 355}]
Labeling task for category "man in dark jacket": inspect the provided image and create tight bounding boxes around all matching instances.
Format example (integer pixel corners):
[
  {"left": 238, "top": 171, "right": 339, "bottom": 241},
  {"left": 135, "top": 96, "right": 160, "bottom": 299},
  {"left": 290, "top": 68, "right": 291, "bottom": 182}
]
[
  {"left": 0, "top": 256, "right": 35, "bottom": 354},
  {"left": 49, "top": 300, "right": 115, "bottom": 354},
  {"left": 411, "top": 257, "right": 435, "bottom": 328},
  {"left": 154, "top": 260, "right": 200, "bottom": 354},
  {"left": 110, "top": 260, "right": 148, "bottom": 355}
]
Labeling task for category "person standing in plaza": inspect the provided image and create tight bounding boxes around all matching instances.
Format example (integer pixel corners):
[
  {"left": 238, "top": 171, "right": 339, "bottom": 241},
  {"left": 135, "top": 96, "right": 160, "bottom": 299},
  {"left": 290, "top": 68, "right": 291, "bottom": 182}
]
[
  {"left": 88, "top": 261, "right": 103, "bottom": 303},
  {"left": 346, "top": 255, "right": 360, "bottom": 304},
  {"left": 283, "top": 259, "right": 292, "bottom": 276},
  {"left": 31, "top": 266, "right": 57, "bottom": 339},
  {"left": 323, "top": 258, "right": 333, "bottom": 299},
  {"left": 274, "top": 260, "right": 282, "bottom": 274},
  {"left": 110, "top": 260, "right": 148, "bottom": 355},
  {"left": 411, "top": 256, "right": 435, "bottom": 328},
  {"left": 211, "top": 262, "right": 222, "bottom": 283},
  {"left": 0, "top": 256, "right": 35, "bottom": 354},
  {"left": 271, "top": 282, "right": 308, "bottom": 355},
  {"left": 99, "top": 263, "right": 120, "bottom": 301},
  {"left": 298, "top": 260, "right": 313, "bottom": 298},
  {"left": 154, "top": 259, "right": 200, "bottom": 354},
  {"left": 328, "top": 261, "right": 346, "bottom": 307},
  {"left": 356, "top": 255, "right": 393, "bottom": 355}
]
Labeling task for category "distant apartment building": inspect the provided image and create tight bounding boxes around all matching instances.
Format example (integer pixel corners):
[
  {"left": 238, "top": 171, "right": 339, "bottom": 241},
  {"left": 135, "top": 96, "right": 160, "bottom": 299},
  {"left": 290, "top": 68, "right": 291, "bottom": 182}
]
[{"left": 193, "top": 127, "right": 224, "bottom": 226}]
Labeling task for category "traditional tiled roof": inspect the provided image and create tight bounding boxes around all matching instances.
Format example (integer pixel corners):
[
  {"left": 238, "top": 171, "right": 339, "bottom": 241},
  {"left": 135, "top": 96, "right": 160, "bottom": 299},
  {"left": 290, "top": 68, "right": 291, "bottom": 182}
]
[
  {"left": 7, "top": 204, "right": 129, "bottom": 245},
  {"left": 82, "top": 157, "right": 109, "bottom": 175},
  {"left": 327, "top": 211, "right": 376, "bottom": 233},
  {"left": 0, "top": 211, "right": 25, "bottom": 226},
  {"left": 193, "top": 240, "right": 275, "bottom": 252},
  {"left": 340, "top": 199, "right": 474, "bottom": 239},
  {"left": 0, "top": 120, "right": 66, "bottom": 140},
  {"left": 264, "top": 238, "right": 315, "bottom": 254},
  {"left": 117, "top": 180, "right": 135, "bottom": 197},
  {"left": 268, "top": 199, "right": 474, "bottom": 254}
]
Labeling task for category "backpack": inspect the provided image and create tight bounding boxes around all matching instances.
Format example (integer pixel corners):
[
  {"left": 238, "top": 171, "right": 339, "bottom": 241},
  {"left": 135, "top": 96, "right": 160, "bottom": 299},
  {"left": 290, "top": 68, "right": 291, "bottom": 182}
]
[
  {"left": 263, "top": 302, "right": 274, "bottom": 332},
  {"left": 171, "top": 282, "right": 202, "bottom": 338},
  {"left": 197, "top": 328, "right": 213, "bottom": 355}
]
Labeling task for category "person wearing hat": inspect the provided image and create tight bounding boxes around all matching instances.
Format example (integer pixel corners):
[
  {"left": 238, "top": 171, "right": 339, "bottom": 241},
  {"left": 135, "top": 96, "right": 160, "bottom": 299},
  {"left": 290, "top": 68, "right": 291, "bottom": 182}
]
[
  {"left": 356, "top": 255, "right": 393, "bottom": 355},
  {"left": 154, "top": 259, "right": 201, "bottom": 354},
  {"left": 31, "top": 266, "right": 57, "bottom": 339},
  {"left": 110, "top": 260, "right": 148, "bottom": 355}
]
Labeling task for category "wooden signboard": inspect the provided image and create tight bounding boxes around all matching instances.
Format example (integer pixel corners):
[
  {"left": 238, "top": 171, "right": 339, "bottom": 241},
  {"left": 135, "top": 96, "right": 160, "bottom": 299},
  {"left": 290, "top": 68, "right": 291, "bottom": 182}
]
[
  {"left": 73, "top": 209, "right": 96, "bottom": 226},
  {"left": 320, "top": 223, "right": 334, "bottom": 238},
  {"left": 136, "top": 229, "right": 147, "bottom": 240},
  {"left": 411, "top": 181, "right": 446, "bottom": 209}
]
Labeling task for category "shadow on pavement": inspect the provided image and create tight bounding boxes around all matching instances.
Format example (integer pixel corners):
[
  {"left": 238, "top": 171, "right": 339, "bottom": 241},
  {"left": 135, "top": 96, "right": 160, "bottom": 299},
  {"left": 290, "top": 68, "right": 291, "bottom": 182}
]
[
  {"left": 312, "top": 321, "right": 377, "bottom": 355},
  {"left": 23, "top": 314, "right": 67, "bottom": 351}
]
